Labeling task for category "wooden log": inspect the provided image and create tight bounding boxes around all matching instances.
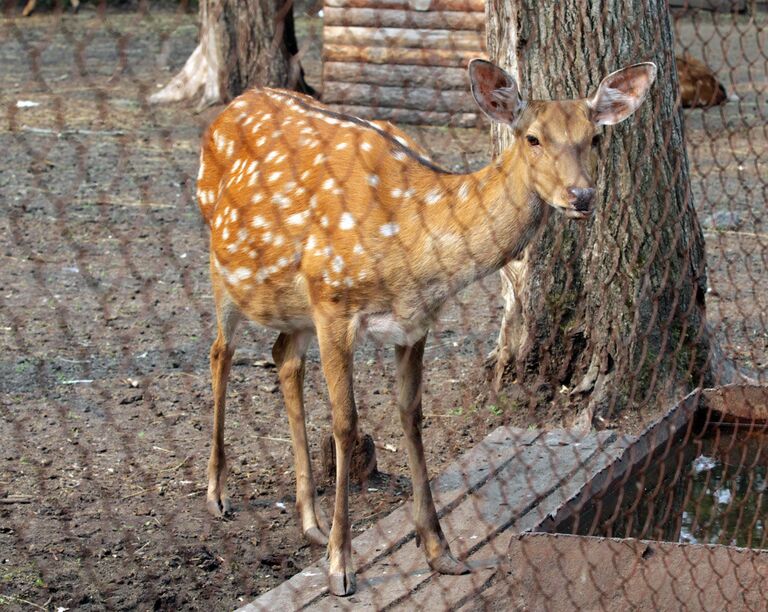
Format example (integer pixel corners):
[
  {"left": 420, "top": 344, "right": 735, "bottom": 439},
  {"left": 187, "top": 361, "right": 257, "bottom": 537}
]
[
  {"left": 325, "top": 0, "right": 485, "bottom": 11},
  {"left": 323, "top": 81, "right": 477, "bottom": 112},
  {"left": 323, "top": 26, "right": 486, "bottom": 51},
  {"left": 332, "top": 104, "right": 483, "bottom": 127},
  {"left": 324, "top": 7, "right": 486, "bottom": 30},
  {"left": 324, "top": 44, "right": 486, "bottom": 67},
  {"left": 323, "top": 61, "right": 470, "bottom": 89}
]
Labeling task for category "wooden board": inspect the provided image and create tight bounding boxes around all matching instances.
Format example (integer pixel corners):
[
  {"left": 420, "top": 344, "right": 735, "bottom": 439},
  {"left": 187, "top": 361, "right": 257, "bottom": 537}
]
[
  {"left": 323, "top": 81, "right": 477, "bottom": 112},
  {"left": 324, "top": 7, "right": 486, "bottom": 30},
  {"left": 241, "top": 427, "right": 541, "bottom": 611},
  {"left": 324, "top": 43, "right": 483, "bottom": 67},
  {"left": 323, "top": 26, "right": 486, "bottom": 51},
  {"left": 332, "top": 104, "right": 482, "bottom": 127},
  {"left": 323, "top": 62, "right": 470, "bottom": 89},
  {"left": 242, "top": 428, "right": 622, "bottom": 611},
  {"left": 325, "top": 0, "right": 485, "bottom": 11}
]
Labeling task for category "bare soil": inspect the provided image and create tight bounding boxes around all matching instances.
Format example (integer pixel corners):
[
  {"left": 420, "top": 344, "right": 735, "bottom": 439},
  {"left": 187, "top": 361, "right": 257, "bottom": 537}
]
[{"left": 0, "top": 5, "right": 765, "bottom": 611}]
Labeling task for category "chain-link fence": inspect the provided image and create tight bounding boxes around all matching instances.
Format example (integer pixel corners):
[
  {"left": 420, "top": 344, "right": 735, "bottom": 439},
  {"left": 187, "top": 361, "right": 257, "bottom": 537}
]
[{"left": 1, "top": 0, "right": 766, "bottom": 609}]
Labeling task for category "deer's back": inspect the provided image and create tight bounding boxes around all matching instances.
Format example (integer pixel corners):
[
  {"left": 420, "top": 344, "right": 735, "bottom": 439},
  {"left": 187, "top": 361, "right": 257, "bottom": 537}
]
[{"left": 196, "top": 88, "right": 454, "bottom": 331}]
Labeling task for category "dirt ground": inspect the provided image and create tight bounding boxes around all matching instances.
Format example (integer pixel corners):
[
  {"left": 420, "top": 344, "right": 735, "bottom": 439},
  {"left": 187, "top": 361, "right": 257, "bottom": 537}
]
[{"left": 0, "top": 4, "right": 765, "bottom": 611}]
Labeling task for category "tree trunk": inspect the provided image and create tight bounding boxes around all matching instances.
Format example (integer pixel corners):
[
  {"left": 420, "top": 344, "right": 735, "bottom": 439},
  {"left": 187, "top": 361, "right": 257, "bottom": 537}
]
[
  {"left": 149, "top": 0, "right": 315, "bottom": 109},
  {"left": 487, "top": 0, "right": 713, "bottom": 428}
]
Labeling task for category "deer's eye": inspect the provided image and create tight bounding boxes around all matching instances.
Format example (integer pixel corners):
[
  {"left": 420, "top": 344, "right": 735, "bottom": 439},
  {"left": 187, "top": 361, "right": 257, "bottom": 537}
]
[
  {"left": 591, "top": 134, "right": 602, "bottom": 147},
  {"left": 526, "top": 135, "right": 540, "bottom": 146}
]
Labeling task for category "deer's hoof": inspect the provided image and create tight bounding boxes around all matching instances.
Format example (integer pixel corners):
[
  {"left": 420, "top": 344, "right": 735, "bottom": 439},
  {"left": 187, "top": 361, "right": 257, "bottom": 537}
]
[
  {"left": 429, "top": 551, "right": 470, "bottom": 575},
  {"left": 328, "top": 570, "right": 356, "bottom": 597},
  {"left": 206, "top": 495, "right": 232, "bottom": 517},
  {"left": 304, "top": 526, "right": 329, "bottom": 546}
]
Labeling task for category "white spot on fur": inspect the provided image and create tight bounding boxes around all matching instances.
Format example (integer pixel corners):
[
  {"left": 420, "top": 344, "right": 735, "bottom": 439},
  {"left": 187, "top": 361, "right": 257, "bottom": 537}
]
[
  {"left": 335, "top": 142, "right": 348, "bottom": 150},
  {"left": 252, "top": 192, "right": 264, "bottom": 204},
  {"left": 379, "top": 223, "right": 399, "bottom": 237},
  {"left": 268, "top": 172, "right": 283, "bottom": 183},
  {"left": 323, "top": 178, "right": 336, "bottom": 191},
  {"left": 314, "top": 153, "right": 327, "bottom": 166},
  {"left": 227, "top": 267, "right": 252, "bottom": 283},
  {"left": 361, "top": 142, "right": 372, "bottom": 152},
  {"left": 252, "top": 216, "right": 269, "bottom": 228},
  {"left": 367, "top": 174, "right": 379, "bottom": 187},
  {"left": 353, "top": 243, "right": 364, "bottom": 255},
  {"left": 424, "top": 189, "right": 443, "bottom": 205},
  {"left": 286, "top": 211, "right": 310, "bottom": 225},
  {"left": 339, "top": 212, "right": 355, "bottom": 230},
  {"left": 331, "top": 255, "right": 345, "bottom": 273},
  {"left": 272, "top": 193, "right": 291, "bottom": 208}
]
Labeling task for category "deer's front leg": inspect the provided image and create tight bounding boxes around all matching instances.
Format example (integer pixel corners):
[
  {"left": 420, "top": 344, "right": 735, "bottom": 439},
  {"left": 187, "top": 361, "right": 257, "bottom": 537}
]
[
  {"left": 396, "top": 337, "right": 470, "bottom": 575},
  {"left": 316, "top": 320, "right": 357, "bottom": 596},
  {"left": 272, "top": 331, "right": 329, "bottom": 546}
]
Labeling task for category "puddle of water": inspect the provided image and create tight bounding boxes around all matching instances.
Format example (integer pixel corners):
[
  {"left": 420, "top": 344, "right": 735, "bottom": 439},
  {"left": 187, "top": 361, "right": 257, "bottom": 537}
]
[{"left": 556, "top": 427, "right": 768, "bottom": 549}]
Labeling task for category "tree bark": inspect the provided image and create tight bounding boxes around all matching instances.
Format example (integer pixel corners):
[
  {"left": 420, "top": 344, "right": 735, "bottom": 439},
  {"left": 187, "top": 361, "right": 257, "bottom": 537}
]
[
  {"left": 487, "top": 0, "right": 713, "bottom": 428},
  {"left": 149, "top": 0, "right": 315, "bottom": 109}
]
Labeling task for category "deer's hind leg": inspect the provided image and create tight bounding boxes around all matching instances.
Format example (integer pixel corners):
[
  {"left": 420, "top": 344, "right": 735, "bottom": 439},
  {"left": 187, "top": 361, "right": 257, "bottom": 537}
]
[
  {"left": 273, "top": 331, "right": 329, "bottom": 546},
  {"left": 206, "top": 274, "right": 241, "bottom": 517}
]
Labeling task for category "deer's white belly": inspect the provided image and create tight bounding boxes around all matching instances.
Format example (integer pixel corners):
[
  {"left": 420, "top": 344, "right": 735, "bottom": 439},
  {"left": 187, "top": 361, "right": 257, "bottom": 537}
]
[{"left": 354, "top": 312, "right": 433, "bottom": 347}]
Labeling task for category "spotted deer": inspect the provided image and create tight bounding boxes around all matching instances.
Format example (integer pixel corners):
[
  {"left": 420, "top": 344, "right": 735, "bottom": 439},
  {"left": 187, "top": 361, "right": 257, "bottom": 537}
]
[{"left": 196, "top": 59, "right": 656, "bottom": 596}]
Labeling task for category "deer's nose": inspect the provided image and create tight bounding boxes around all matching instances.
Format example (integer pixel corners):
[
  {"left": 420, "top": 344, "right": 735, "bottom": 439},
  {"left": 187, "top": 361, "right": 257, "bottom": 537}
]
[{"left": 567, "top": 187, "right": 595, "bottom": 211}]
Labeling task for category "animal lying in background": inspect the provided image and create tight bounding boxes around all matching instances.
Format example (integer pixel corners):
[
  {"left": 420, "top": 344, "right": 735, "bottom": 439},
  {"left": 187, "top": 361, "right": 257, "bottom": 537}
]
[
  {"left": 676, "top": 54, "right": 728, "bottom": 108},
  {"left": 22, "top": 0, "right": 80, "bottom": 16}
]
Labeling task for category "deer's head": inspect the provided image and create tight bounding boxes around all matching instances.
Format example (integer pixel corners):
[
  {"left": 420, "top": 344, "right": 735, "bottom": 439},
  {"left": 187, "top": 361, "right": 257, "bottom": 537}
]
[{"left": 469, "top": 59, "right": 657, "bottom": 219}]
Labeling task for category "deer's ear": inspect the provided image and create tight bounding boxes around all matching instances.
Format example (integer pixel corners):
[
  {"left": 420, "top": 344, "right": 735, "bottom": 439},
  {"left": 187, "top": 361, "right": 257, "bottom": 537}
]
[
  {"left": 468, "top": 59, "right": 523, "bottom": 125},
  {"left": 587, "top": 62, "right": 657, "bottom": 126}
]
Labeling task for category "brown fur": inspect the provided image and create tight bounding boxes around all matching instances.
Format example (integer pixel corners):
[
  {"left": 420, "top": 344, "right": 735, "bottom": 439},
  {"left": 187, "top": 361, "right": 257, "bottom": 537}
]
[{"left": 677, "top": 55, "right": 727, "bottom": 108}]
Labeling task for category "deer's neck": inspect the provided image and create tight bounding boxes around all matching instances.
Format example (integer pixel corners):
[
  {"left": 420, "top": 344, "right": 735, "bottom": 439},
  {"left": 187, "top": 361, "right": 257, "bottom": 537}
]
[{"left": 414, "top": 145, "right": 549, "bottom": 298}]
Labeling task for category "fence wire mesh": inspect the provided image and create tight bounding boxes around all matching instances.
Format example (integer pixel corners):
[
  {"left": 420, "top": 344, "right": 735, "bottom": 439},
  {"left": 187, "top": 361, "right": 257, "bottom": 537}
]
[{"left": 0, "top": 0, "right": 766, "bottom": 610}]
